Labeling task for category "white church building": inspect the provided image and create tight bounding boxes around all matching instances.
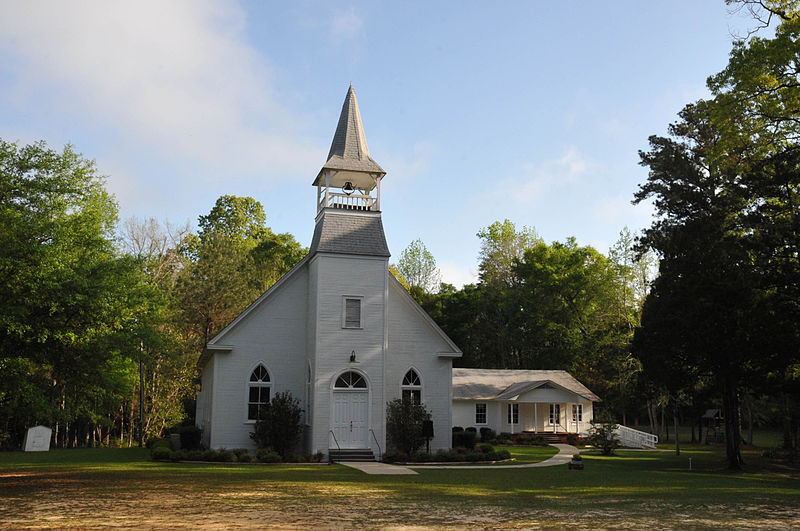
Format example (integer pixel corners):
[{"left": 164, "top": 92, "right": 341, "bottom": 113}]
[{"left": 195, "top": 86, "right": 462, "bottom": 460}]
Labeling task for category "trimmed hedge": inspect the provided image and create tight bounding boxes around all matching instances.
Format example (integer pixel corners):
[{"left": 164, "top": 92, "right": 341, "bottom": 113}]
[{"left": 384, "top": 445, "right": 511, "bottom": 464}]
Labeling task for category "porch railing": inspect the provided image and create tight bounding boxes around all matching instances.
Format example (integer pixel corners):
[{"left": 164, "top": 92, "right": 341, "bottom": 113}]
[
  {"left": 614, "top": 425, "right": 658, "bottom": 449},
  {"left": 319, "top": 192, "right": 375, "bottom": 211}
]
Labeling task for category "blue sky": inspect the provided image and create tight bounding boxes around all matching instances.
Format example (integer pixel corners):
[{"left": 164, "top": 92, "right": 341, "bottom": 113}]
[{"left": 0, "top": 1, "right": 758, "bottom": 286}]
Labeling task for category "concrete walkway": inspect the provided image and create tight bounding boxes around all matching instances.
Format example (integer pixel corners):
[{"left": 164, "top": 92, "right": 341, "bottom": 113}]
[
  {"left": 340, "top": 444, "right": 578, "bottom": 475},
  {"left": 411, "top": 443, "right": 579, "bottom": 470},
  {"left": 340, "top": 461, "right": 418, "bottom": 475}
]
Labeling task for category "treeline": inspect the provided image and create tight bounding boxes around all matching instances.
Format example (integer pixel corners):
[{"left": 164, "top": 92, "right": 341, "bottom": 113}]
[
  {"left": 0, "top": 139, "right": 304, "bottom": 449},
  {"left": 395, "top": 223, "right": 655, "bottom": 427}
]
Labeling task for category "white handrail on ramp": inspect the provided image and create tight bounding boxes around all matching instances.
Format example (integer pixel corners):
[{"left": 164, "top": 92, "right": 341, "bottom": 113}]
[{"left": 615, "top": 425, "right": 658, "bottom": 449}]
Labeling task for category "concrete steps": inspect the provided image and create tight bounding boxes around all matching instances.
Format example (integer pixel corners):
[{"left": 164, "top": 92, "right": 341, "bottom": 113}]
[{"left": 329, "top": 448, "right": 375, "bottom": 462}]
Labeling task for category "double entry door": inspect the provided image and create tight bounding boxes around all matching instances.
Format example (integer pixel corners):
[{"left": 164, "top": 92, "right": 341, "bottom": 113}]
[{"left": 331, "top": 391, "right": 369, "bottom": 448}]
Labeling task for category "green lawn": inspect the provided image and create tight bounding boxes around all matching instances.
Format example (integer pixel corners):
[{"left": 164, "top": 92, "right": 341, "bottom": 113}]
[{"left": 0, "top": 446, "right": 797, "bottom": 528}]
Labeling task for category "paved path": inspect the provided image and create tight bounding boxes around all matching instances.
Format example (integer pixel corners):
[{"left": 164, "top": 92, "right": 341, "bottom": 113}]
[
  {"left": 340, "top": 461, "right": 418, "bottom": 475},
  {"left": 410, "top": 443, "right": 579, "bottom": 470},
  {"left": 341, "top": 444, "right": 578, "bottom": 475}
]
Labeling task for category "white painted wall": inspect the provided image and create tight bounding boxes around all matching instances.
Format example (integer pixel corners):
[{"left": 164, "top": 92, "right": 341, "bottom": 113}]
[
  {"left": 452, "top": 399, "right": 595, "bottom": 436},
  {"left": 386, "top": 280, "right": 457, "bottom": 453},
  {"left": 308, "top": 253, "right": 388, "bottom": 458},
  {"left": 204, "top": 266, "right": 309, "bottom": 450}
]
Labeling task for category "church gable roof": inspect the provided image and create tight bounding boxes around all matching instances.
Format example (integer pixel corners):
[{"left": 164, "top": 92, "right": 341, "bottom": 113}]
[
  {"left": 388, "top": 275, "right": 462, "bottom": 357},
  {"left": 309, "top": 210, "right": 390, "bottom": 257},
  {"left": 199, "top": 255, "right": 311, "bottom": 367}
]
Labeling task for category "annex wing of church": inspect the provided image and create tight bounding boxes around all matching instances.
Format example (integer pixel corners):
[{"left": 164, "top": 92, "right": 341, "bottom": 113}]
[{"left": 195, "top": 86, "right": 462, "bottom": 460}]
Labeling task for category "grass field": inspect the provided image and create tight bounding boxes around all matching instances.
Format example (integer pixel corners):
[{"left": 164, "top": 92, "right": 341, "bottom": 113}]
[{"left": 0, "top": 444, "right": 798, "bottom": 529}]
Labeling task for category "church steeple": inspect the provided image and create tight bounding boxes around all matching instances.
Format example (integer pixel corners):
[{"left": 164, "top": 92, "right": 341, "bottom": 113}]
[
  {"left": 313, "top": 85, "right": 385, "bottom": 213},
  {"left": 309, "top": 85, "right": 390, "bottom": 258}
]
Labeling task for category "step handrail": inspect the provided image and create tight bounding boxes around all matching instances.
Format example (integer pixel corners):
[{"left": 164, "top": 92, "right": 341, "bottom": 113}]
[
  {"left": 369, "top": 428, "right": 382, "bottom": 462},
  {"left": 329, "top": 430, "right": 341, "bottom": 463},
  {"left": 614, "top": 425, "right": 658, "bottom": 449}
]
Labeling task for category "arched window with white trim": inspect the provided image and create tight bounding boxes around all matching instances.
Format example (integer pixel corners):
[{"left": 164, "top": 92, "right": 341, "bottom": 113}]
[
  {"left": 401, "top": 368, "right": 422, "bottom": 404},
  {"left": 334, "top": 371, "right": 367, "bottom": 389},
  {"left": 247, "top": 364, "right": 271, "bottom": 421}
]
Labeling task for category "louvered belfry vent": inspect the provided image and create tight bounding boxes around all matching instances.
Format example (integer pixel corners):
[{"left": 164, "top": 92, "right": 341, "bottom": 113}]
[{"left": 344, "top": 298, "right": 361, "bottom": 328}]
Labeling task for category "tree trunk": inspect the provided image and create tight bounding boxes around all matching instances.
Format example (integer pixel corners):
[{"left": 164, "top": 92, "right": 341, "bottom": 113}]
[
  {"left": 673, "top": 398, "right": 680, "bottom": 456},
  {"left": 722, "top": 377, "right": 744, "bottom": 469}
]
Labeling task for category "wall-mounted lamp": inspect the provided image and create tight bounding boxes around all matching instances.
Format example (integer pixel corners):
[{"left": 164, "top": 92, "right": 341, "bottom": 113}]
[{"left": 349, "top": 350, "right": 357, "bottom": 363}]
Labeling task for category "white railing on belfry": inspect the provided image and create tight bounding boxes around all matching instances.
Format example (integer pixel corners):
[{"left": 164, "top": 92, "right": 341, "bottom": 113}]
[
  {"left": 320, "top": 192, "right": 375, "bottom": 211},
  {"left": 615, "top": 425, "right": 658, "bottom": 449}
]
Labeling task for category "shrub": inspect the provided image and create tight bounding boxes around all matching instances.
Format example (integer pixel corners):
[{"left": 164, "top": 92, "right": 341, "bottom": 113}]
[
  {"left": 497, "top": 432, "right": 513, "bottom": 444},
  {"left": 256, "top": 449, "right": 281, "bottom": 463},
  {"left": 170, "top": 449, "right": 190, "bottom": 462},
  {"left": 250, "top": 391, "right": 302, "bottom": 459},
  {"left": 479, "top": 427, "right": 496, "bottom": 443},
  {"left": 237, "top": 453, "right": 256, "bottom": 463},
  {"left": 477, "top": 443, "right": 494, "bottom": 454},
  {"left": 151, "top": 447, "right": 171, "bottom": 461},
  {"left": 452, "top": 426, "right": 464, "bottom": 432},
  {"left": 385, "top": 398, "right": 431, "bottom": 456},
  {"left": 462, "top": 430, "right": 477, "bottom": 449},
  {"left": 147, "top": 437, "right": 171, "bottom": 450},
  {"left": 382, "top": 451, "right": 408, "bottom": 463},
  {"left": 231, "top": 448, "right": 249, "bottom": 459},
  {"left": 214, "top": 450, "right": 235, "bottom": 462},
  {"left": 465, "top": 427, "right": 477, "bottom": 434},
  {"left": 177, "top": 426, "right": 202, "bottom": 450},
  {"left": 588, "top": 418, "right": 619, "bottom": 456}
]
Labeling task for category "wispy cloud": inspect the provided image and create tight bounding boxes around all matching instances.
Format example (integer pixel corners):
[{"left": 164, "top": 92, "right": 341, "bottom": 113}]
[
  {"left": 511, "top": 146, "right": 590, "bottom": 203},
  {"left": 0, "top": 0, "right": 318, "bottom": 179},
  {"left": 330, "top": 7, "right": 364, "bottom": 42}
]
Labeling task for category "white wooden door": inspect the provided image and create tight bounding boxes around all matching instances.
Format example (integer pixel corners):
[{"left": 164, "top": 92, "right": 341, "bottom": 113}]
[{"left": 332, "top": 391, "right": 369, "bottom": 448}]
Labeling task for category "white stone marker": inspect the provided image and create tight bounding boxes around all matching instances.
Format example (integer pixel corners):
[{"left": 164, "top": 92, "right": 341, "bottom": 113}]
[{"left": 23, "top": 425, "right": 52, "bottom": 452}]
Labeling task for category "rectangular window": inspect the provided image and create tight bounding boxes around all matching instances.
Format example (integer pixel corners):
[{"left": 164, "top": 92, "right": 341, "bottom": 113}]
[
  {"left": 248, "top": 386, "right": 270, "bottom": 421},
  {"left": 343, "top": 297, "right": 362, "bottom": 328},
  {"left": 549, "top": 403, "right": 560, "bottom": 425},
  {"left": 507, "top": 403, "right": 519, "bottom": 424},
  {"left": 572, "top": 404, "right": 583, "bottom": 422},
  {"left": 402, "top": 389, "right": 421, "bottom": 404},
  {"left": 475, "top": 403, "right": 487, "bottom": 424}
]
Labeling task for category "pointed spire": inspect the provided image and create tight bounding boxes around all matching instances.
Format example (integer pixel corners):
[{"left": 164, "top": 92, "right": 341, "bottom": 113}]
[{"left": 314, "top": 85, "right": 385, "bottom": 187}]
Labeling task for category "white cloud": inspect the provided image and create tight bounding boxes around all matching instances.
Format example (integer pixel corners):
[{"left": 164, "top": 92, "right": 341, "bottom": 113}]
[
  {"left": 330, "top": 7, "right": 364, "bottom": 41},
  {"left": 510, "top": 146, "right": 590, "bottom": 204},
  {"left": 438, "top": 261, "right": 478, "bottom": 289},
  {"left": 0, "top": 0, "right": 318, "bottom": 178}
]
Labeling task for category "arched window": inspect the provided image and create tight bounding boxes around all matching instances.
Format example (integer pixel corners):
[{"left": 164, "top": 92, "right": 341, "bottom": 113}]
[
  {"left": 247, "top": 364, "right": 271, "bottom": 421},
  {"left": 401, "top": 369, "right": 422, "bottom": 404},
  {"left": 334, "top": 371, "right": 367, "bottom": 389}
]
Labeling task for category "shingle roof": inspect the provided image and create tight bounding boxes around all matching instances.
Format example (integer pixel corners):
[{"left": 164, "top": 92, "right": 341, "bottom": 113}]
[
  {"left": 309, "top": 209, "right": 390, "bottom": 257},
  {"left": 314, "top": 85, "right": 385, "bottom": 184},
  {"left": 452, "top": 368, "right": 600, "bottom": 402}
]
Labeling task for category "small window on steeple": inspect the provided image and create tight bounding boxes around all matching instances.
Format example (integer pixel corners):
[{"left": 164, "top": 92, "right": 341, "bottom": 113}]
[{"left": 343, "top": 297, "right": 362, "bottom": 328}]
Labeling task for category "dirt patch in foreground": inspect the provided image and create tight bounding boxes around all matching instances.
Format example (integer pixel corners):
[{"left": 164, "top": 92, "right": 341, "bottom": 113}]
[{"left": 1, "top": 473, "right": 798, "bottom": 530}]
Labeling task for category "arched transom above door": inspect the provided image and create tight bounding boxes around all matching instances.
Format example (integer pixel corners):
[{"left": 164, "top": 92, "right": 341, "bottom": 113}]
[{"left": 334, "top": 371, "right": 367, "bottom": 389}]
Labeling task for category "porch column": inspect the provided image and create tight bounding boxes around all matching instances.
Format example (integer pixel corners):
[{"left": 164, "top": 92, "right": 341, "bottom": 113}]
[{"left": 533, "top": 403, "right": 537, "bottom": 433}]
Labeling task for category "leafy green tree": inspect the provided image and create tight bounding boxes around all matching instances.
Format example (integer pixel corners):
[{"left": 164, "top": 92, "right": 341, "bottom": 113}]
[
  {"left": 176, "top": 195, "right": 306, "bottom": 349},
  {"left": 0, "top": 139, "right": 152, "bottom": 447},
  {"left": 476, "top": 219, "right": 540, "bottom": 287},
  {"left": 250, "top": 391, "right": 302, "bottom": 459},
  {"left": 385, "top": 398, "right": 431, "bottom": 456},
  {"left": 397, "top": 239, "right": 441, "bottom": 294}
]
